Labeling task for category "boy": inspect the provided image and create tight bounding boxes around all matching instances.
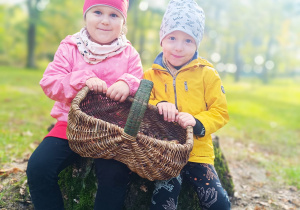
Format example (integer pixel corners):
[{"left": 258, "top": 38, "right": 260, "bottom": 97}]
[{"left": 143, "top": 0, "right": 231, "bottom": 209}]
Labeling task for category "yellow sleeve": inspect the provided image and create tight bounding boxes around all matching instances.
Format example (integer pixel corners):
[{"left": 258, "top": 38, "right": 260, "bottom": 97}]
[{"left": 194, "top": 67, "right": 229, "bottom": 135}]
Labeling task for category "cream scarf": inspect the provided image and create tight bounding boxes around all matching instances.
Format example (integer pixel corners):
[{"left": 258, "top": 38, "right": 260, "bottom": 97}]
[{"left": 73, "top": 27, "right": 129, "bottom": 64}]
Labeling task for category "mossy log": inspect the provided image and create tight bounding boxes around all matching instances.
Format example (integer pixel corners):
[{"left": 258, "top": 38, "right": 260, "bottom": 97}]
[{"left": 58, "top": 136, "right": 234, "bottom": 210}]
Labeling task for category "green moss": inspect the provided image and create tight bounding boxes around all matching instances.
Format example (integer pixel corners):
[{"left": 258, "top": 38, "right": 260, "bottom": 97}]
[
  {"left": 177, "top": 180, "right": 201, "bottom": 210},
  {"left": 213, "top": 141, "right": 235, "bottom": 197},
  {"left": 58, "top": 158, "right": 97, "bottom": 210}
]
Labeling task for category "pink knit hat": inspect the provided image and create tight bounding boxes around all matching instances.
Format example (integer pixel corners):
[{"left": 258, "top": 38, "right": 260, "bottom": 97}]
[{"left": 83, "top": 0, "right": 129, "bottom": 20}]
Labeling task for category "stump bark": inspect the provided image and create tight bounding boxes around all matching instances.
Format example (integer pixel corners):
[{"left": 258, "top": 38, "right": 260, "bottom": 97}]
[{"left": 58, "top": 136, "right": 234, "bottom": 210}]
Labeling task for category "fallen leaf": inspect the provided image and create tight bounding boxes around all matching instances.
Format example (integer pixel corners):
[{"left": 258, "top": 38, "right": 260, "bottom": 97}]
[
  {"left": 258, "top": 201, "right": 270, "bottom": 207},
  {"left": 0, "top": 167, "right": 24, "bottom": 176},
  {"left": 12, "top": 158, "right": 25, "bottom": 164},
  {"left": 21, "top": 130, "right": 33, "bottom": 137},
  {"left": 20, "top": 188, "right": 25, "bottom": 196},
  {"left": 254, "top": 205, "right": 266, "bottom": 210},
  {"left": 290, "top": 199, "right": 300, "bottom": 207},
  {"left": 252, "top": 194, "right": 260, "bottom": 198},
  {"left": 10, "top": 178, "right": 18, "bottom": 184},
  {"left": 30, "top": 142, "right": 39, "bottom": 150},
  {"left": 265, "top": 171, "right": 272, "bottom": 177},
  {"left": 289, "top": 186, "right": 297, "bottom": 192},
  {"left": 140, "top": 185, "right": 148, "bottom": 192},
  {"left": 279, "top": 203, "right": 290, "bottom": 210}
]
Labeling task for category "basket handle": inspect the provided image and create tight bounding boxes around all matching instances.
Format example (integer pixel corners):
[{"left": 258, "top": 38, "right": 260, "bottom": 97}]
[{"left": 123, "top": 79, "right": 153, "bottom": 137}]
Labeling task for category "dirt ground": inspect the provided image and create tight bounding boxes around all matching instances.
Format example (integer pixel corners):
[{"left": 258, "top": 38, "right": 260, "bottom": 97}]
[
  {"left": 220, "top": 137, "right": 300, "bottom": 210},
  {"left": 0, "top": 137, "right": 299, "bottom": 210}
]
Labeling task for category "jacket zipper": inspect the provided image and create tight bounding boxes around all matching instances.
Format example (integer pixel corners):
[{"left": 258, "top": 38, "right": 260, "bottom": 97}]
[
  {"left": 153, "top": 68, "right": 187, "bottom": 109},
  {"left": 173, "top": 77, "right": 177, "bottom": 108}
]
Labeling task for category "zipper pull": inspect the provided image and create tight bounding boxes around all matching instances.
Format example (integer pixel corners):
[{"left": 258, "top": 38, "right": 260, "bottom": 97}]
[
  {"left": 165, "top": 83, "right": 167, "bottom": 93},
  {"left": 184, "top": 81, "right": 188, "bottom": 91}
]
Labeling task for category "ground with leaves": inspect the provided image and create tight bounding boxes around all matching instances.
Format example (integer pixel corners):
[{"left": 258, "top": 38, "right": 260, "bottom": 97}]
[
  {"left": 221, "top": 137, "right": 300, "bottom": 210},
  {"left": 0, "top": 138, "right": 299, "bottom": 210}
]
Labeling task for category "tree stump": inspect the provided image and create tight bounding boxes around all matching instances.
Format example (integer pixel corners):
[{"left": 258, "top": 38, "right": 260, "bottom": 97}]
[{"left": 58, "top": 136, "right": 234, "bottom": 210}]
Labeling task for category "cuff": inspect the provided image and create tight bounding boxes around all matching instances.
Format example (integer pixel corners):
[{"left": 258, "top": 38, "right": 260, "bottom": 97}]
[
  {"left": 193, "top": 118, "right": 205, "bottom": 137},
  {"left": 156, "top": 100, "right": 168, "bottom": 106}
]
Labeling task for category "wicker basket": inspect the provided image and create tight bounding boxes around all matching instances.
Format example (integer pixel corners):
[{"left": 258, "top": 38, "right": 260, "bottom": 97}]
[{"left": 67, "top": 80, "right": 193, "bottom": 181}]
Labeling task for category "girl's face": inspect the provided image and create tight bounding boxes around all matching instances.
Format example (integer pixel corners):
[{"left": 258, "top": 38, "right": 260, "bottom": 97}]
[
  {"left": 161, "top": 30, "right": 197, "bottom": 67},
  {"left": 85, "top": 5, "right": 124, "bottom": 45}
]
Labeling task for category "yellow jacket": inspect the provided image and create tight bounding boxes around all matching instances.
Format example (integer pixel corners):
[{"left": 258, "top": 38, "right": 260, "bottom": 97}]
[{"left": 143, "top": 52, "right": 229, "bottom": 165}]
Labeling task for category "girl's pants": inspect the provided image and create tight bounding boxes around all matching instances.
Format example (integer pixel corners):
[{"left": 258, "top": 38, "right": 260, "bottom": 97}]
[
  {"left": 26, "top": 137, "right": 131, "bottom": 210},
  {"left": 150, "top": 162, "right": 231, "bottom": 210}
]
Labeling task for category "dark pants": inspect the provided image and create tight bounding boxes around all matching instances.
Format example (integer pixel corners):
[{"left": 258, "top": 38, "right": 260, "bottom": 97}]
[
  {"left": 26, "top": 137, "right": 131, "bottom": 210},
  {"left": 151, "top": 162, "right": 231, "bottom": 210}
]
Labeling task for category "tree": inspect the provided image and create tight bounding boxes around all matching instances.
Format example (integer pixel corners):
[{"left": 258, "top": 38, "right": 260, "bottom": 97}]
[{"left": 26, "top": 0, "right": 41, "bottom": 68}]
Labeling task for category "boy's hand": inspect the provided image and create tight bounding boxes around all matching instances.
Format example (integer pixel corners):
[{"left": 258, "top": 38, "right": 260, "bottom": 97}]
[
  {"left": 86, "top": 77, "right": 107, "bottom": 94},
  {"left": 176, "top": 112, "right": 196, "bottom": 129},
  {"left": 157, "top": 102, "right": 178, "bottom": 122},
  {"left": 106, "top": 81, "right": 130, "bottom": 102}
]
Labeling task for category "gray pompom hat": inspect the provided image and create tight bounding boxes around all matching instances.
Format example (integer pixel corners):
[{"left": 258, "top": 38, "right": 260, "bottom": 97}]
[{"left": 160, "top": 0, "right": 205, "bottom": 48}]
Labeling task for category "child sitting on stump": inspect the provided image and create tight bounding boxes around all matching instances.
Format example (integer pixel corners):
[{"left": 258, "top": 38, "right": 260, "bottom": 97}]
[
  {"left": 143, "top": 0, "right": 231, "bottom": 209},
  {"left": 26, "top": 0, "right": 143, "bottom": 209}
]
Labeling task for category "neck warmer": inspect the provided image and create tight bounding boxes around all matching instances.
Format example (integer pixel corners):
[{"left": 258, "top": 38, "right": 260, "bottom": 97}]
[{"left": 73, "top": 27, "right": 129, "bottom": 64}]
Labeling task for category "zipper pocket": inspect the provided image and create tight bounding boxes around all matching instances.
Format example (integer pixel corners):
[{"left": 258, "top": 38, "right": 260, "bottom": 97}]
[{"left": 184, "top": 81, "right": 188, "bottom": 91}]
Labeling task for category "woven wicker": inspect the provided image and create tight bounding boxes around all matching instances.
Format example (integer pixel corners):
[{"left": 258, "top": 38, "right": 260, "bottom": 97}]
[{"left": 67, "top": 80, "right": 194, "bottom": 181}]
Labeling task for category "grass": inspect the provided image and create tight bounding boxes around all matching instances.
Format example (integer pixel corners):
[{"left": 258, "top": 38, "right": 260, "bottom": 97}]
[
  {"left": 0, "top": 66, "right": 299, "bottom": 188},
  {"left": 0, "top": 66, "right": 54, "bottom": 163},
  {"left": 217, "top": 77, "right": 300, "bottom": 188}
]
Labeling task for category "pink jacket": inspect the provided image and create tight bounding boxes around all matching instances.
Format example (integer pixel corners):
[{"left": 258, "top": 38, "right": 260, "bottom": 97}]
[{"left": 40, "top": 35, "right": 143, "bottom": 123}]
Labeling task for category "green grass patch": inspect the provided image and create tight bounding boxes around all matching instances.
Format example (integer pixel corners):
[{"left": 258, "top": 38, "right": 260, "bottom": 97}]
[
  {"left": 217, "top": 77, "right": 300, "bottom": 188},
  {"left": 0, "top": 66, "right": 54, "bottom": 163}
]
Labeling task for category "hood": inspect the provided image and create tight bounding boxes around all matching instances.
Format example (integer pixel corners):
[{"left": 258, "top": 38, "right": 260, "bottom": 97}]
[{"left": 60, "top": 35, "right": 78, "bottom": 46}]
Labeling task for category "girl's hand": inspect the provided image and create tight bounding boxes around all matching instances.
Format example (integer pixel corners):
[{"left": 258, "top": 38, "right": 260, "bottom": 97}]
[
  {"left": 176, "top": 112, "right": 196, "bottom": 129},
  {"left": 106, "top": 81, "right": 130, "bottom": 102},
  {"left": 86, "top": 77, "right": 107, "bottom": 93},
  {"left": 157, "top": 102, "right": 178, "bottom": 122}
]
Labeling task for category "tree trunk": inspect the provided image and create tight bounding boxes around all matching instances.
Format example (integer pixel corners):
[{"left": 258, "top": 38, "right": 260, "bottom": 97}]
[
  {"left": 26, "top": 0, "right": 40, "bottom": 69},
  {"left": 261, "top": 22, "right": 275, "bottom": 84},
  {"left": 234, "top": 41, "right": 243, "bottom": 82},
  {"left": 58, "top": 136, "right": 234, "bottom": 210},
  {"left": 26, "top": 22, "right": 36, "bottom": 68}
]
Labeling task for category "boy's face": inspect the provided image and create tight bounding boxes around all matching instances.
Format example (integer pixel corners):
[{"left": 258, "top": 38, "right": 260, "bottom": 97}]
[{"left": 161, "top": 30, "right": 197, "bottom": 67}]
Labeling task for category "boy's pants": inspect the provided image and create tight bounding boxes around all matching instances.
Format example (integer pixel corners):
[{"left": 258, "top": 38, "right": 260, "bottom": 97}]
[
  {"left": 150, "top": 163, "right": 231, "bottom": 210},
  {"left": 26, "top": 137, "right": 131, "bottom": 210}
]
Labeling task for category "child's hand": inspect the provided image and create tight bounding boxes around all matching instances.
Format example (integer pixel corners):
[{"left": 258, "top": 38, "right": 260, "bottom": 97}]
[
  {"left": 176, "top": 112, "right": 196, "bottom": 129},
  {"left": 106, "top": 81, "right": 130, "bottom": 102},
  {"left": 157, "top": 102, "right": 178, "bottom": 122},
  {"left": 86, "top": 77, "right": 107, "bottom": 93}
]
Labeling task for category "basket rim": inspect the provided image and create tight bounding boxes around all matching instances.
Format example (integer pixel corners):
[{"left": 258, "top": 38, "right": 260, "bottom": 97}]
[{"left": 68, "top": 85, "right": 194, "bottom": 147}]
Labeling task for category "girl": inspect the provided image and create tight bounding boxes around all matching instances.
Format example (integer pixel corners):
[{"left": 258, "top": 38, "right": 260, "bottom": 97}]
[{"left": 26, "top": 0, "right": 143, "bottom": 209}]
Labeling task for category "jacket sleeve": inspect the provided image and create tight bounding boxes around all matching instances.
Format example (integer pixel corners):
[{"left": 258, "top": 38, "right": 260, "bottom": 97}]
[
  {"left": 117, "top": 47, "right": 143, "bottom": 96},
  {"left": 143, "top": 69, "right": 161, "bottom": 106},
  {"left": 194, "top": 67, "right": 229, "bottom": 135},
  {"left": 40, "top": 43, "right": 98, "bottom": 104}
]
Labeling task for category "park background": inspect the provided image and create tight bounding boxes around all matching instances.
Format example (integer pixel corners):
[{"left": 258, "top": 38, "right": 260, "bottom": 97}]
[{"left": 0, "top": 0, "right": 300, "bottom": 209}]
